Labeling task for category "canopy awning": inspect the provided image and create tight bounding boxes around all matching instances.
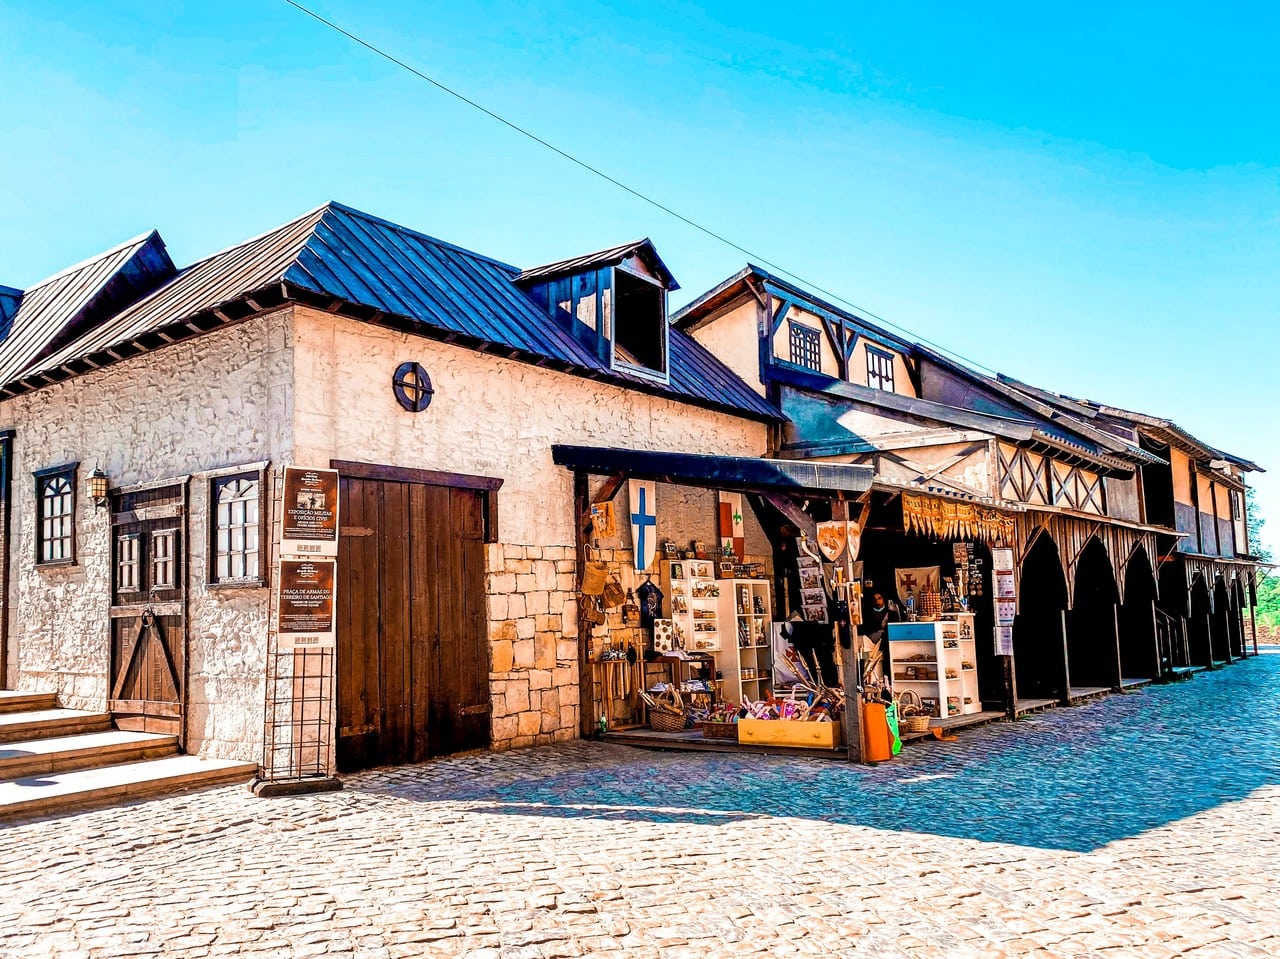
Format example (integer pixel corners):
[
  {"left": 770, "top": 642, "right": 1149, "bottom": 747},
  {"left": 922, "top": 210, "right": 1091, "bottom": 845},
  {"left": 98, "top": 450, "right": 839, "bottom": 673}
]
[{"left": 551, "top": 445, "right": 873, "bottom": 496}]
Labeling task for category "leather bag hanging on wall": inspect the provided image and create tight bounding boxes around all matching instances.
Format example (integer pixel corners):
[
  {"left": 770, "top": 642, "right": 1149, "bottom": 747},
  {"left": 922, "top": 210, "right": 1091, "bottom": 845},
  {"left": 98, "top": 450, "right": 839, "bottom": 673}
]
[{"left": 602, "top": 575, "right": 626, "bottom": 609}]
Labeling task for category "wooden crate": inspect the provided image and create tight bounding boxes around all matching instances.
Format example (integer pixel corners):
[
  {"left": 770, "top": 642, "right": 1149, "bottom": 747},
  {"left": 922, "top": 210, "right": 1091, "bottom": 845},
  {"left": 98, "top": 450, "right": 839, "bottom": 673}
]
[{"left": 737, "top": 718, "right": 842, "bottom": 749}]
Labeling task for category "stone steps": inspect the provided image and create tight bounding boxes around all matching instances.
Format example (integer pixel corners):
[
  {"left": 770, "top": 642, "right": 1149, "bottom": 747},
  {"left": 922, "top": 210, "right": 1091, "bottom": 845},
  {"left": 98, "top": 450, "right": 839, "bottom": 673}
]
[
  {"left": 0, "top": 755, "right": 258, "bottom": 821},
  {"left": 0, "top": 729, "right": 179, "bottom": 779},
  {"left": 0, "top": 690, "right": 58, "bottom": 714},
  {"left": 0, "top": 708, "right": 111, "bottom": 744},
  {"left": 0, "top": 692, "right": 257, "bottom": 822}
]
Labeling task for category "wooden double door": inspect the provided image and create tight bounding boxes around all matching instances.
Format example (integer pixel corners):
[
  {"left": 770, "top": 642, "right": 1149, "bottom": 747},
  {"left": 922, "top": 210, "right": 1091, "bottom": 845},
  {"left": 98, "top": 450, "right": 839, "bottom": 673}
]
[
  {"left": 336, "top": 471, "right": 490, "bottom": 772},
  {"left": 109, "top": 482, "right": 186, "bottom": 740}
]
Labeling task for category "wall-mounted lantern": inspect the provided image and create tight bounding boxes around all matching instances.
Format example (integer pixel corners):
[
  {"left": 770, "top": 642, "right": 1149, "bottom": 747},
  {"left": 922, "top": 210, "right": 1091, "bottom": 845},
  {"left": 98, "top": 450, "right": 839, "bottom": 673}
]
[{"left": 88, "top": 468, "right": 109, "bottom": 510}]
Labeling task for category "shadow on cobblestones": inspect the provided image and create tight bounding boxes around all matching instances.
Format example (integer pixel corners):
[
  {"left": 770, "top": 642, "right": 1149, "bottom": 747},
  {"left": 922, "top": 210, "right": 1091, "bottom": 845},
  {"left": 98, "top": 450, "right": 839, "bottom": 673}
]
[{"left": 356, "top": 656, "right": 1279, "bottom": 853}]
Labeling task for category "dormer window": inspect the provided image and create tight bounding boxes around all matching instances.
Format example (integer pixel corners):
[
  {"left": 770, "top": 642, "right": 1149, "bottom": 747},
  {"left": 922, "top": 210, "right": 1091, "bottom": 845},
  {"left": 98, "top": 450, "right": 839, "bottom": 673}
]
[
  {"left": 611, "top": 267, "right": 667, "bottom": 380},
  {"left": 867, "top": 345, "right": 896, "bottom": 392},
  {"left": 516, "top": 238, "right": 677, "bottom": 385}
]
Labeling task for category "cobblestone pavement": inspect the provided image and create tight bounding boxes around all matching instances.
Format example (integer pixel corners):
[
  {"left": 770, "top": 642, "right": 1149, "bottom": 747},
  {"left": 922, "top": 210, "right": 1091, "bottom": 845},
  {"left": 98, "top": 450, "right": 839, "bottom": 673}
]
[{"left": 2, "top": 656, "right": 1277, "bottom": 959}]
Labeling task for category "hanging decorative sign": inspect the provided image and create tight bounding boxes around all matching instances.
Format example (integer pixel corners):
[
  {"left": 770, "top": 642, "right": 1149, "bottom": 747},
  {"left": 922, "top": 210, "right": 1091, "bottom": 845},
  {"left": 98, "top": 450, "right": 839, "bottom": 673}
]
[
  {"left": 276, "top": 558, "right": 337, "bottom": 650},
  {"left": 628, "top": 479, "right": 658, "bottom": 571},
  {"left": 718, "top": 491, "right": 745, "bottom": 562},
  {"left": 589, "top": 501, "right": 617, "bottom": 541},
  {"left": 815, "top": 521, "right": 849, "bottom": 561},
  {"left": 281, "top": 467, "right": 340, "bottom": 557}
]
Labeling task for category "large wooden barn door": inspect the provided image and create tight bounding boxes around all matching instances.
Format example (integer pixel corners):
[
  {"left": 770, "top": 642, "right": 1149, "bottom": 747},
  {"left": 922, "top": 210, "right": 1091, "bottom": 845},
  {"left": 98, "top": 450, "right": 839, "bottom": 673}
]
[
  {"left": 109, "top": 482, "right": 187, "bottom": 742},
  {"left": 336, "top": 472, "right": 489, "bottom": 772}
]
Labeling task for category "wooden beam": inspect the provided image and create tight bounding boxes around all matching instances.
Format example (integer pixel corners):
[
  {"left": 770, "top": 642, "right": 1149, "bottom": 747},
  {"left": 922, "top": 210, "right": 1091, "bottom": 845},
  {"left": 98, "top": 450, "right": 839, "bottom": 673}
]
[
  {"left": 573, "top": 471, "right": 596, "bottom": 739},
  {"left": 592, "top": 473, "right": 626, "bottom": 505},
  {"left": 769, "top": 297, "right": 793, "bottom": 335}
]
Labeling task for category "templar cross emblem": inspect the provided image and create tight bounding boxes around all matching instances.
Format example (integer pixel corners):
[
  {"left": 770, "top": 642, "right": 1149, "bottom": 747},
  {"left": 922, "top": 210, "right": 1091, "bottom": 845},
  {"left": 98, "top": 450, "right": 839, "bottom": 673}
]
[{"left": 392, "top": 362, "right": 434, "bottom": 412}]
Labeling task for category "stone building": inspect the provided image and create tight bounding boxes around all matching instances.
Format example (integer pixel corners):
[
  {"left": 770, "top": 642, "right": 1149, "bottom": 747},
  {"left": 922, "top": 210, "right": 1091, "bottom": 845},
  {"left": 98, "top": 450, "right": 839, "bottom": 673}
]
[{"left": 0, "top": 202, "right": 827, "bottom": 774}]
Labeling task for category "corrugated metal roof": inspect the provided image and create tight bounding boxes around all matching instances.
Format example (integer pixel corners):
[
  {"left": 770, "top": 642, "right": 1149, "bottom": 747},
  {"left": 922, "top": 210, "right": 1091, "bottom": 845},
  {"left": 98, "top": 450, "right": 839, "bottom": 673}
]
[
  {"left": 0, "top": 232, "right": 175, "bottom": 385},
  {"left": 515, "top": 238, "right": 678, "bottom": 290},
  {"left": 14, "top": 203, "right": 778, "bottom": 421}
]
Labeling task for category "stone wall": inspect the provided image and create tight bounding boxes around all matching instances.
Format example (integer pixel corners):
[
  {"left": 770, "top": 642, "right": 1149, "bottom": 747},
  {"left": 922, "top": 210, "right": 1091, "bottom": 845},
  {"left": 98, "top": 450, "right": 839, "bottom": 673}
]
[
  {"left": 1, "top": 311, "right": 294, "bottom": 762},
  {"left": 486, "top": 543, "right": 579, "bottom": 749}
]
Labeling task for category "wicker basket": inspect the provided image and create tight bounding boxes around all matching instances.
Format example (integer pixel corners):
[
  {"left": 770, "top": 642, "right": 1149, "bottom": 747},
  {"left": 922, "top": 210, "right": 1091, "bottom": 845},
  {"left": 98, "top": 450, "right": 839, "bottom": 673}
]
[
  {"left": 698, "top": 721, "right": 738, "bottom": 741},
  {"left": 901, "top": 715, "right": 931, "bottom": 734},
  {"left": 650, "top": 708, "right": 688, "bottom": 732}
]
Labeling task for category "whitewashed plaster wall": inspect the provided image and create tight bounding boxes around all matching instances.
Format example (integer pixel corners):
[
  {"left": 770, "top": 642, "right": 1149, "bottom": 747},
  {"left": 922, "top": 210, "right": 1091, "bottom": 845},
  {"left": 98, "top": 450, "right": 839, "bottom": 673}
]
[
  {"left": 686, "top": 301, "right": 766, "bottom": 398},
  {"left": 290, "top": 307, "right": 770, "bottom": 544},
  {"left": 1, "top": 311, "right": 294, "bottom": 761}
]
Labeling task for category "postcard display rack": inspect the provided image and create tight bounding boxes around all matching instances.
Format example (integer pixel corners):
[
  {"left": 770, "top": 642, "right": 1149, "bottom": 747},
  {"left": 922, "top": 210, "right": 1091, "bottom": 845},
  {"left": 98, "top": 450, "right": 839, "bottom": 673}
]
[
  {"left": 886, "top": 613, "right": 980, "bottom": 718},
  {"left": 717, "top": 580, "right": 773, "bottom": 702},
  {"left": 660, "top": 560, "right": 723, "bottom": 653}
]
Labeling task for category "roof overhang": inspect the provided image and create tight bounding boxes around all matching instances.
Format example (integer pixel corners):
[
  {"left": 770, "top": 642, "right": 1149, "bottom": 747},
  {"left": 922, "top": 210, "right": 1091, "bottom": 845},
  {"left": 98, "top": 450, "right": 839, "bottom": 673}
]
[{"left": 551, "top": 444, "right": 873, "bottom": 496}]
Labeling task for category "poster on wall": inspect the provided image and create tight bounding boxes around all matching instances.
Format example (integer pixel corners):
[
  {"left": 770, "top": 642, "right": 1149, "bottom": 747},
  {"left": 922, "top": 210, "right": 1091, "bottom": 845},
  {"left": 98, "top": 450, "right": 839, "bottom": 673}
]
[
  {"left": 281, "top": 467, "right": 340, "bottom": 557},
  {"left": 995, "top": 598, "right": 1017, "bottom": 626},
  {"left": 991, "top": 546, "right": 1016, "bottom": 605},
  {"left": 995, "top": 626, "right": 1014, "bottom": 656},
  {"left": 276, "top": 558, "right": 337, "bottom": 650},
  {"left": 629, "top": 479, "right": 658, "bottom": 571}
]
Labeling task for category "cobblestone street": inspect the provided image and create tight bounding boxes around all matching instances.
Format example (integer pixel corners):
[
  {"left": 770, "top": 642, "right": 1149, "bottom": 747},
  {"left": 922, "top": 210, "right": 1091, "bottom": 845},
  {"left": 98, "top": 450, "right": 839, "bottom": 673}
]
[{"left": 2, "top": 655, "right": 1277, "bottom": 959}]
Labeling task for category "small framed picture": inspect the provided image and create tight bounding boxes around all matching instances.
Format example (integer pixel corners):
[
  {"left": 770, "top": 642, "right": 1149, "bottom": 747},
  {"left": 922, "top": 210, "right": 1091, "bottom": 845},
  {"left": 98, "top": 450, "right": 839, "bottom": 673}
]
[
  {"left": 718, "top": 561, "right": 735, "bottom": 578},
  {"left": 670, "top": 562, "right": 684, "bottom": 581}
]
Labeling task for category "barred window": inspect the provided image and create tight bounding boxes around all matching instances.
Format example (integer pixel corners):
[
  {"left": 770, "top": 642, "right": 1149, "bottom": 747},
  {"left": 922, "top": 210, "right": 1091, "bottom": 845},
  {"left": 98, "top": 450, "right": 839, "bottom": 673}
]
[
  {"left": 866, "top": 345, "right": 896, "bottom": 392},
  {"left": 211, "top": 472, "right": 263, "bottom": 584},
  {"left": 789, "top": 322, "right": 822, "bottom": 372},
  {"left": 35, "top": 464, "right": 77, "bottom": 566}
]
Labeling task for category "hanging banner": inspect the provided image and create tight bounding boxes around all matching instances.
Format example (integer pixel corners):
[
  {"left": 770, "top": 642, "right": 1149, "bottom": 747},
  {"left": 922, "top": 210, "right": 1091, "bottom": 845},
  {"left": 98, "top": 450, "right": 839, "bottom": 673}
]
[
  {"left": 281, "top": 467, "right": 340, "bottom": 557},
  {"left": 815, "top": 521, "right": 848, "bottom": 561},
  {"left": 894, "top": 566, "right": 940, "bottom": 606},
  {"left": 628, "top": 479, "right": 658, "bottom": 571},
  {"left": 276, "top": 558, "right": 337, "bottom": 650},
  {"left": 718, "top": 491, "right": 745, "bottom": 562}
]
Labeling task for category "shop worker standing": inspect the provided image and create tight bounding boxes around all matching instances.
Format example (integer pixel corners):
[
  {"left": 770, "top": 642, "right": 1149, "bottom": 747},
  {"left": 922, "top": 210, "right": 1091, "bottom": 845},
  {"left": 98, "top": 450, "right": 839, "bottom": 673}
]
[{"left": 859, "top": 590, "right": 900, "bottom": 659}]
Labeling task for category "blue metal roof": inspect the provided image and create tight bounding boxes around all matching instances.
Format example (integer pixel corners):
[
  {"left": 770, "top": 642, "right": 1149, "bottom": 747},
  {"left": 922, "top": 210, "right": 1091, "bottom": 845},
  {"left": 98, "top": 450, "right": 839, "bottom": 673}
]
[{"left": 12, "top": 203, "right": 780, "bottom": 421}]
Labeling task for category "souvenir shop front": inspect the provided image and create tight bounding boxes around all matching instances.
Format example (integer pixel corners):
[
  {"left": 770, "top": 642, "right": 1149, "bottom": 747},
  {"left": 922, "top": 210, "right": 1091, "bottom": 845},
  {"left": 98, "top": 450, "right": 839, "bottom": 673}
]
[
  {"left": 852, "top": 488, "right": 1021, "bottom": 729},
  {"left": 552, "top": 445, "right": 878, "bottom": 759}
]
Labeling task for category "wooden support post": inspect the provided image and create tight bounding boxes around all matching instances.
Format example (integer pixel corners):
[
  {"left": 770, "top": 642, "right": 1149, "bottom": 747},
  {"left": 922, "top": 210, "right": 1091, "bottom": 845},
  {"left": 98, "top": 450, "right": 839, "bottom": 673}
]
[
  {"left": 1058, "top": 609, "right": 1072, "bottom": 705},
  {"left": 1109, "top": 604, "right": 1123, "bottom": 691},
  {"left": 832, "top": 499, "right": 866, "bottom": 764},
  {"left": 573, "top": 471, "right": 596, "bottom": 738},
  {"left": 1147, "top": 599, "right": 1161, "bottom": 680}
]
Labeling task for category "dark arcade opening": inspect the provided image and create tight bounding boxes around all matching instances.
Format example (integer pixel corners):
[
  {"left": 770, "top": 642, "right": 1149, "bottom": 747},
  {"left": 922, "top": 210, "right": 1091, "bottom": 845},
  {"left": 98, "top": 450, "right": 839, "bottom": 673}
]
[
  {"left": 1228, "top": 579, "right": 1246, "bottom": 659},
  {"left": 1119, "top": 547, "right": 1160, "bottom": 681},
  {"left": 1066, "top": 538, "right": 1122, "bottom": 690},
  {"left": 1211, "top": 576, "right": 1232, "bottom": 664},
  {"left": 1012, "top": 531, "right": 1069, "bottom": 702},
  {"left": 1157, "top": 561, "right": 1191, "bottom": 670},
  {"left": 1188, "top": 574, "right": 1213, "bottom": 668}
]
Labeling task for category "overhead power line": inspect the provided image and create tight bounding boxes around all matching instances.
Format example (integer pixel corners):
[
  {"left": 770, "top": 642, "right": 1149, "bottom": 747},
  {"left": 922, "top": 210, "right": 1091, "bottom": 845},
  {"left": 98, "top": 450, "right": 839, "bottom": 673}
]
[{"left": 278, "top": 0, "right": 1000, "bottom": 376}]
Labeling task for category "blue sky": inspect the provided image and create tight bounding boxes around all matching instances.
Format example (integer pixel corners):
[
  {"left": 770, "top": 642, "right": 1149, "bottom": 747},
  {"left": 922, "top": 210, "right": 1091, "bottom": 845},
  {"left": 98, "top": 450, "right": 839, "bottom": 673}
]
[{"left": 2, "top": 1, "right": 1277, "bottom": 554}]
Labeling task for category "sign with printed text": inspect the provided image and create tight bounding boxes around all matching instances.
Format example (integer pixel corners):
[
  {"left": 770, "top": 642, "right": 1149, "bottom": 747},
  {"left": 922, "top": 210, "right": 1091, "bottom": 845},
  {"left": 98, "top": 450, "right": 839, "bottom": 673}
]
[
  {"left": 995, "top": 626, "right": 1014, "bottom": 656},
  {"left": 281, "top": 467, "right": 340, "bottom": 557},
  {"left": 276, "top": 558, "right": 337, "bottom": 650}
]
